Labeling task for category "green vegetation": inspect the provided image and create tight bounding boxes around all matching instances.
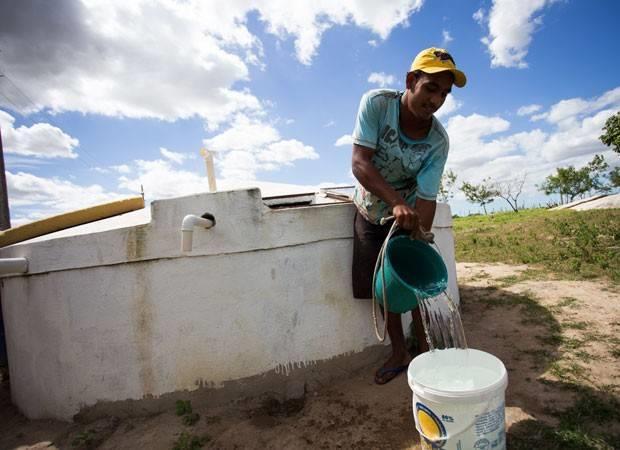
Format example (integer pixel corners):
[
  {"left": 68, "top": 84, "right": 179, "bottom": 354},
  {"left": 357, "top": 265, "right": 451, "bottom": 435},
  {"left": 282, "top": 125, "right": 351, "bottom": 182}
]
[
  {"left": 172, "top": 431, "right": 210, "bottom": 450},
  {"left": 71, "top": 429, "right": 97, "bottom": 448},
  {"left": 171, "top": 401, "right": 207, "bottom": 449},
  {"left": 539, "top": 154, "right": 613, "bottom": 203},
  {"left": 175, "top": 400, "right": 193, "bottom": 416},
  {"left": 175, "top": 399, "right": 200, "bottom": 426},
  {"left": 460, "top": 177, "right": 498, "bottom": 214},
  {"left": 454, "top": 208, "right": 620, "bottom": 282},
  {"left": 466, "top": 286, "right": 618, "bottom": 448},
  {"left": 509, "top": 389, "right": 620, "bottom": 450},
  {"left": 600, "top": 111, "right": 620, "bottom": 154}
]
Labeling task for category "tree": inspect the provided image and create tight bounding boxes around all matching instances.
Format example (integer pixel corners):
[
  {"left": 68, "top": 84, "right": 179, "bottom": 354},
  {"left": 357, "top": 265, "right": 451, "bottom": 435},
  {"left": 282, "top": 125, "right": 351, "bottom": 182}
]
[
  {"left": 493, "top": 173, "right": 527, "bottom": 212},
  {"left": 538, "top": 154, "right": 610, "bottom": 204},
  {"left": 438, "top": 169, "right": 457, "bottom": 203},
  {"left": 610, "top": 166, "right": 620, "bottom": 188},
  {"left": 460, "top": 178, "right": 498, "bottom": 215},
  {"left": 587, "top": 154, "right": 611, "bottom": 193},
  {"left": 600, "top": 111, "right": 620, "bottom": 154}
]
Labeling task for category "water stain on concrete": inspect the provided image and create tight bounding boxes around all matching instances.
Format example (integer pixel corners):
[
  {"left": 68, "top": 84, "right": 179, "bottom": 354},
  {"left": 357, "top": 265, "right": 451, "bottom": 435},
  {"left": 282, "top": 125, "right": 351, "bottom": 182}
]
[
  {"left": 126, "top": 226, "right": 148, "bottom": 261},
  {"left": 131, "top": 265, "right": 155, "bottom": 396},
  {"left": 74, "top": 345, "right": 387, "bottom": 422}
]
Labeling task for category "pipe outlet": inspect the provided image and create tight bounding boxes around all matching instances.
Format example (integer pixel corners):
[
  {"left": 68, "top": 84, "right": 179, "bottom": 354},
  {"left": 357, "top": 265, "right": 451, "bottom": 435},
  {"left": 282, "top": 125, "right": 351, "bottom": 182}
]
[
  {"left": 0, "top": 258, "right": 29, "bottom": 277},
  {"left": 181, "top": 213, "right": 215, "bottom": 252}
]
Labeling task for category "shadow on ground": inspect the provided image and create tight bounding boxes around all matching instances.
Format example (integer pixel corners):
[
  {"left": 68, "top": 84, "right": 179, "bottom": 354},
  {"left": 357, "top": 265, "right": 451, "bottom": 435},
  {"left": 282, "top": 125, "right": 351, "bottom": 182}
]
[{"left": 460, "top": 284, "right": 620, "bottom": 450}]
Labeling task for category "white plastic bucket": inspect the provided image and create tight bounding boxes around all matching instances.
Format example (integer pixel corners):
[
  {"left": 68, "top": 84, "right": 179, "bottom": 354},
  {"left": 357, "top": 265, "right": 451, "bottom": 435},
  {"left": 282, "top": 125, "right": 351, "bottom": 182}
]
[{"left": 407, "top": 349, "right": 508, "bottom": 450}]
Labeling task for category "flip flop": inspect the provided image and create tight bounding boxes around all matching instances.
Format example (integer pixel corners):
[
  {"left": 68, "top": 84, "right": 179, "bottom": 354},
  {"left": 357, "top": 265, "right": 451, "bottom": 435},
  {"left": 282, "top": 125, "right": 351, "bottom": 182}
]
[{"left": 374, "top": 365, "right": 408, "bottom": 385}]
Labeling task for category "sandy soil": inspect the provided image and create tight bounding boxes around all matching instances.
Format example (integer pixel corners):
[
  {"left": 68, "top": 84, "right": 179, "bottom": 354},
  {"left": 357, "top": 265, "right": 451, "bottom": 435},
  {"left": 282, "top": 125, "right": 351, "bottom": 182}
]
[{"left": 1, "top": 262, "right": 618, "bottom": 450}]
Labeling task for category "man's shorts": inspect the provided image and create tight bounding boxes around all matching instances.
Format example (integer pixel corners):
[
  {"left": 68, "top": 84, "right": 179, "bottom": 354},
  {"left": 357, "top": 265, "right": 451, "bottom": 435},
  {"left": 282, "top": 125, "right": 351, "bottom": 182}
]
[{"left": 352, "top": 211, "right": 393, "bottom": 299}]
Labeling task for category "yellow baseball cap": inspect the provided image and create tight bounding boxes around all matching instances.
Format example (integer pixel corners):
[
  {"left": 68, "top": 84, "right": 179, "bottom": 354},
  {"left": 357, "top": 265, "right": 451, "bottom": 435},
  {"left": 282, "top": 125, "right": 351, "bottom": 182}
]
[{"left": 411, "top": 47, "right": 466, "bottom": 88}]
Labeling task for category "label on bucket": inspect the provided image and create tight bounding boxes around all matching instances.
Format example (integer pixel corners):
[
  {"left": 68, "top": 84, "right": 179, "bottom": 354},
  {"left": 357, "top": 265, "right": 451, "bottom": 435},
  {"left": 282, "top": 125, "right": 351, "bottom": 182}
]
[{"left": 414, "top": 400, "right": 506, "bottom": 450}]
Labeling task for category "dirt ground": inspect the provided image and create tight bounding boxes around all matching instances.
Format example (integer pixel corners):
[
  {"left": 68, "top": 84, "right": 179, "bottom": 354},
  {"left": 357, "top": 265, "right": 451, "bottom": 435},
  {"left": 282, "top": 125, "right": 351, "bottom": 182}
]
[{"left": 1, "top": 262, "right": 619, "bottom": 450}]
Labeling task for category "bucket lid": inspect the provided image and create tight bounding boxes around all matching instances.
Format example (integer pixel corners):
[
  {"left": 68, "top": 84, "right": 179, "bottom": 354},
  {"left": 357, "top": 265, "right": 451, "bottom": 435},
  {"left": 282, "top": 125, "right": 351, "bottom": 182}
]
[{"left": 407, "top": 349, "right": 508, "bottom": 403}]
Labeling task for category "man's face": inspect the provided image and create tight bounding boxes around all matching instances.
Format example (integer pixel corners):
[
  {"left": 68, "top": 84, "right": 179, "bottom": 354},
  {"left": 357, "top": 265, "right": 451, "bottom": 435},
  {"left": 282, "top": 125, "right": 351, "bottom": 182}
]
[{"left": 405, "top": 71, "right": 453, "bottom": 121}]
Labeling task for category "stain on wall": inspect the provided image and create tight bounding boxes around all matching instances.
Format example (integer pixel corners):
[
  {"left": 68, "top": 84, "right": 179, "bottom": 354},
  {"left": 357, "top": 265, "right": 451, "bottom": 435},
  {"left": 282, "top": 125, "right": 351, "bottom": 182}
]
[
  {"left": 126, "top": 226, "right": 148, "bottom": 261},
  {"left": 131, "top": 265, "right": 155, "bottom": 396}
]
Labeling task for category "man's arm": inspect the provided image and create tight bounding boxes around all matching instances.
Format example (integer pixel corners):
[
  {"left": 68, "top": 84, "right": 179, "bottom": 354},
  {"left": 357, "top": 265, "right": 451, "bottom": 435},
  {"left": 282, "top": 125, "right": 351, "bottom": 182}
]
[
  {"left": 352, "top": 143, "right": 421, "bottom": 231},
  {"left": 415, "top": 198, "right": 436, "bottom": 232}
]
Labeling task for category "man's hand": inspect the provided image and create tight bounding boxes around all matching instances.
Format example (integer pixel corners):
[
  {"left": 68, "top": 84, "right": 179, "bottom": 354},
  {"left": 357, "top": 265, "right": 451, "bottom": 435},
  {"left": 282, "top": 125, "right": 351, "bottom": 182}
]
[{"left": 392, "top": 203, "right": 419, "bottom": 231}]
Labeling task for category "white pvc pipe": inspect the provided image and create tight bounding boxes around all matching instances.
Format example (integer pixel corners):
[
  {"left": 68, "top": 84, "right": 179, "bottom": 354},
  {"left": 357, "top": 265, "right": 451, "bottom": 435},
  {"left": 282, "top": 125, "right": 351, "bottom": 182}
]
[
  {"left": 0, "top": 257, "right": 28, "bottom": 276},
  {"left": 205, "top": 151, "right": 217, "bottom": 193},
  {"left": 181, "top": 214, "right": 215, "bottom": 252}
]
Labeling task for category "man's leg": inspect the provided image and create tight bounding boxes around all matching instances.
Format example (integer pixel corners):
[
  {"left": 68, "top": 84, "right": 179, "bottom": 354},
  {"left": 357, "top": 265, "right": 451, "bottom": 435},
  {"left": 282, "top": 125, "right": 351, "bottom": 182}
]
[
  {"left": 374, "top": 311, "right": 409, "bottom": 384},
  {"left": 352, "top": 212, "right": 411, "bottom": 384},
  {"left": 411, "top": 306, "right": 430, "bottom": 353}
]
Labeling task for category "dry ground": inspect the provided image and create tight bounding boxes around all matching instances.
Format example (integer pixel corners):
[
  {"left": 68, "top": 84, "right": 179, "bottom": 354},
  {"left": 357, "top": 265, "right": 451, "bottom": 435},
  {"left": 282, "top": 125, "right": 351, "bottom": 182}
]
[{"left": 1, "top": 262, "right": 618, "bottom": 450}]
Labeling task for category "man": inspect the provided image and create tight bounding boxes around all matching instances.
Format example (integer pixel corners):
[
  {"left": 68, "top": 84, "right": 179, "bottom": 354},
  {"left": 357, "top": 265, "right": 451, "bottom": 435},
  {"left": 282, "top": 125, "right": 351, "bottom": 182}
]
[{"left": 351, "top": 47, "right": 466, "bottom": 385}]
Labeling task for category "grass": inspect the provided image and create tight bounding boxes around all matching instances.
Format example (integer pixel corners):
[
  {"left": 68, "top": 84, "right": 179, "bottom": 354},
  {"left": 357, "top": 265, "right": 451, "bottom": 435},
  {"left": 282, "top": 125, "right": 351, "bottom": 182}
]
[
  {"left": 172, "top": 431, "right": 210, "bottom": 450},
  {"left": 171, "top": 400, "right": 206, "bottom": 449},
  {"left": 71, "top": 429, "right": 97, "bottom": 448},
  {"left": 453, "top": 208, "right": 620, "bottom": 282},
  {"left": 175, "top": 399, "right": 201, "bottom": 427},
  {"left": 509, "top": 389, "right": 620, "bottom": 449},
  {"left": 456, "top": 209, "right": 620, "bottom": 448},
  {"left": 469, "top": 287, "right": 619, "bottom": 448}
]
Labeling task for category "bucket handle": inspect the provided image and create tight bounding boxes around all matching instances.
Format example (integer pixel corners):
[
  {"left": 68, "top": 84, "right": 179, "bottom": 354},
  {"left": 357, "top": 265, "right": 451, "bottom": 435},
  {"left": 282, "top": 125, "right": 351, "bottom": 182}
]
[{"left": 371, "top": 219, "right": 399, "bottom": 342}]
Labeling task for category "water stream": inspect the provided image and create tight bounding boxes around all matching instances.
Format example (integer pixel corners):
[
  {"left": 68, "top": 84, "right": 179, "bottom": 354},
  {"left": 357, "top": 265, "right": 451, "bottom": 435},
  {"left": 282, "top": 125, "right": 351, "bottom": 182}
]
[{"left": 417, "top": 290, "right": 468, "bottom": 351}]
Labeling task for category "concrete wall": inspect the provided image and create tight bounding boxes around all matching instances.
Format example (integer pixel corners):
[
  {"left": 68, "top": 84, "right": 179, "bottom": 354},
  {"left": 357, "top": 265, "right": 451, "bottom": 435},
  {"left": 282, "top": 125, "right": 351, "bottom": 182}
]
[{"left": 0, "top": 188, "right": 458, "bottom": 420}]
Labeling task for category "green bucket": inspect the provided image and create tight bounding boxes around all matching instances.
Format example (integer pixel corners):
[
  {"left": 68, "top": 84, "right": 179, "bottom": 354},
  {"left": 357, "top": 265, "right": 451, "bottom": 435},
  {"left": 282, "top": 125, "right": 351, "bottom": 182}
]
[{"left": 374, "top": 236, "right": 448, "bottom": 313}]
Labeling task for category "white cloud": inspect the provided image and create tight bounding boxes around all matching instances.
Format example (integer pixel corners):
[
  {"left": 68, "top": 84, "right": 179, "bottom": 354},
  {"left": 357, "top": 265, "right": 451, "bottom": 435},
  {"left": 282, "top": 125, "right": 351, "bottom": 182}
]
[
  {"left": 540, "top": 109, "right": 616, "bottom": 161},
  {"left": 479, "top": 0, "right": 556, "bottom": 68},
  {"left": 368, "top": 72, "right": 396, "bottom": 88},
  {"left": 444, "top": 85, "right": 619, "bottom": 197},
  {"left": 204, "top": 114, "right": 280, "bottom": 152},
  {"left": 160, "top": 147, "right": 191, "bottom": 165},
  {"left": 116, "top": 155, "right": 321, "bottom": 200},
  {"left": 530, "top": 112, "right": 548, "bottom": 122},
  {"left": 203, "top": 114, "right": 318, "bottom": 180},
  {"left": 93, "top": 164, "right": 132, "bottom": 174},
  {"left": 442, "top": 30, "right": 453, "bottom": 47},
  {"left": 368, "top": 40, "right": 379, "bottom": 47},
  {"left": 517, "top": 104, "right": 542, "bottom": 116},
  {"left": 543, "top": 86, "right": 620, "bottom": 129},
  {"left": 446, "top": 113, "right": 512, "bottom": 169},
  {"left": 256, "top": 1, "right": 425, "bottom": 64},
  {"left": 324, "top": 120, "right": 336, "bottom": 128},
  {"left": 0, "top": 110, "right": 79, "bottom": 158},
  {"left": 7, "top": 171, "right": 122, "bottom": 223},
  {"left": 118, "top": 158, "right": 208, "bottom": 199},
  {"left": 258, "top": 139, "right": 318, "bottom": 165},
  {"left": 335, "top": 134, "right": 354, "bottom": 147},
  {"left": 0, "top": 0, "right": 426, "bottom": 127},
  {"left": 112, "top": 164, "right": 131, "bottom": 174},
  {"left": 0, "top": 1, "right": 264, "bottom": 129},
  {"left": 435, "top": 94, "right": 462, "bottom": 119},
  {"left": 472, "top": 8, "right": 485, "bottom": 25}
]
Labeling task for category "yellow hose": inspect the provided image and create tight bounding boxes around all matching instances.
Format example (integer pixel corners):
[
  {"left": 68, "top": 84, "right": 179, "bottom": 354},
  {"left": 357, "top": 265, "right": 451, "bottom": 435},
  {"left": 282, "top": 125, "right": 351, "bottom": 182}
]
[{"left": 0, "top": 196, "right": 145, "bottom": 248}]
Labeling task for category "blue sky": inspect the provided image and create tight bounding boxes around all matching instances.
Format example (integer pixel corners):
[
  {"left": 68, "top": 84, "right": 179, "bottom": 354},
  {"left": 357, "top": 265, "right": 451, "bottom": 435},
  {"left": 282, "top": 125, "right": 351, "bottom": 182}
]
[{"left": 1, "top": 0, "right": 619, "bottom": 223}]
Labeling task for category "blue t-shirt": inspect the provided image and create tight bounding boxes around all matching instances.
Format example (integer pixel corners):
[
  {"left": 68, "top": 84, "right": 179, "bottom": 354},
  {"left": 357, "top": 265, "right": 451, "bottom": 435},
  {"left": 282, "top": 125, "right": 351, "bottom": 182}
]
[{"left": 352, "top": 89, "right": 449, "bottom": 224}]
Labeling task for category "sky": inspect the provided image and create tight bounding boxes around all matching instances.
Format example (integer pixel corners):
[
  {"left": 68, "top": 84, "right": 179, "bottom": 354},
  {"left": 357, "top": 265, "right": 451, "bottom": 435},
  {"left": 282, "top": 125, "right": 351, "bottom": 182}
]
[{"left": 1, "top": 0, "right": 619, "bottom": 223}]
